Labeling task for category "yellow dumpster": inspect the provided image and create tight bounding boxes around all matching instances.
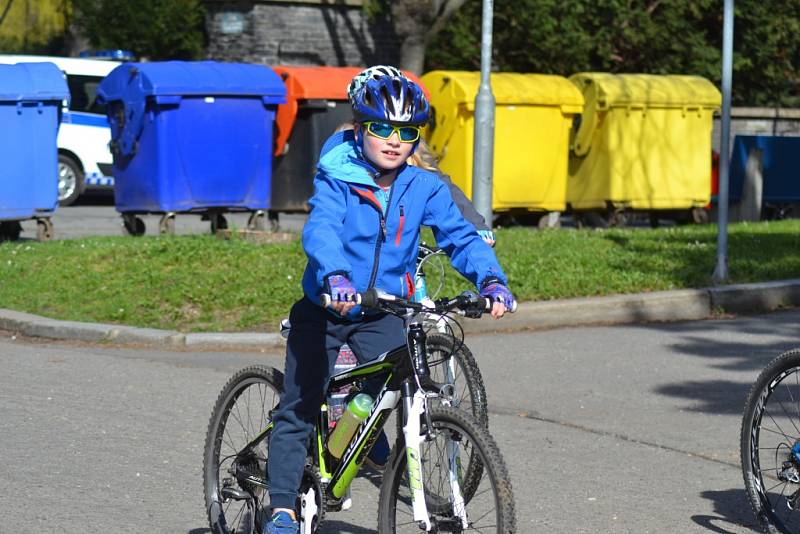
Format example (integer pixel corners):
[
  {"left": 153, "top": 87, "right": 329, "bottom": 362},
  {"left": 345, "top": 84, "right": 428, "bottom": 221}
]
[
  {"left": 421, "top": 71, "right": 584, "bottom": 215},
  {"left": 568, "top": 73, "right": 721, "bottom": 219}
]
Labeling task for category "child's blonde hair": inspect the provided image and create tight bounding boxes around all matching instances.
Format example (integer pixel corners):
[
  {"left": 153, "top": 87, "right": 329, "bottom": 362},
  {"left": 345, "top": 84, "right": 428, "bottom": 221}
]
[{"left": 408, "top": 138, "right": 440, "bottom": 172}]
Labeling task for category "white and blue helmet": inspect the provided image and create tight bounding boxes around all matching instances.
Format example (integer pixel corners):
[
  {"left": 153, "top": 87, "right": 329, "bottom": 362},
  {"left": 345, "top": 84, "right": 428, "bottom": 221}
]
[{"left": 351, "top": 74, "right": 429, "bottom": 126}]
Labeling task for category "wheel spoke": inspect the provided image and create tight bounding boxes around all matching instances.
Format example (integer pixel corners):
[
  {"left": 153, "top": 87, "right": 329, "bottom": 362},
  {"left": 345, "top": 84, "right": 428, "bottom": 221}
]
[{"left": 380, "top": 406, "right": 514, "bottom": 532}]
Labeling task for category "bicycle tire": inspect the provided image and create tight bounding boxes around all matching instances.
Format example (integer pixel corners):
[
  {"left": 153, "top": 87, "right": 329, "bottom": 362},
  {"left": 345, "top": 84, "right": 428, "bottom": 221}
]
[
  {"left": 741, "top": 348, "right": 800, "bottom": 533},
  {"left": 427, "top": 333, "right": 489, "bottom": 428},
  {"left": 204, "top": 365, "right": 284, "bottom": 534},
  {"left": 377, "top": 405, "right": 516, "bottom": 533},
  {"left": 395, "top": 334, "right": 490, "bottom": 502}
]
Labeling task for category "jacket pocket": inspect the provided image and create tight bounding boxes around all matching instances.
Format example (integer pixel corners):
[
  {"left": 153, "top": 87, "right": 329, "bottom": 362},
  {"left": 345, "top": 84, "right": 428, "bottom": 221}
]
[{"left": 405, "top": 272, "right": 415, "bottom": 299}]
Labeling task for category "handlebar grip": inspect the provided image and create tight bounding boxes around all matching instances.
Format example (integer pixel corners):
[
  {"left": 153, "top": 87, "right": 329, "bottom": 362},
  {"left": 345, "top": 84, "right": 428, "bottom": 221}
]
[
  {"left": 359, "top": 288, "right": 379, "bottom": 309},
  {"left": 481, "top": 297, "right": 518, "bottom": 313},
  {"left": 320, "top": 293, "right": 362, "bottom": 308}
]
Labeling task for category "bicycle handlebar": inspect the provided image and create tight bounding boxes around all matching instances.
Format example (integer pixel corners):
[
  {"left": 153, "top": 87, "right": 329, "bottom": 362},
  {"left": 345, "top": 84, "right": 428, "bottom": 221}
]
[{"left": 320, "top": 288, "right": 517, "bottom": 315}]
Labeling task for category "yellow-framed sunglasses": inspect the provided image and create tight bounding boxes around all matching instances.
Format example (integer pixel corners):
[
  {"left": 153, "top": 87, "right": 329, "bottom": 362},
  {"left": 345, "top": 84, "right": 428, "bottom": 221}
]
[{"left": 363, "top": 121, "right": 421, "bottom": 143}]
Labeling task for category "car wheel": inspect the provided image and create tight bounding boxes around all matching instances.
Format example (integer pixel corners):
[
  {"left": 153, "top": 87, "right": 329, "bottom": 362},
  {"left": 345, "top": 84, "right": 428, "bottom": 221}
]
[{"left": 58, "top": 154, "right": 84, "bottom": 206}]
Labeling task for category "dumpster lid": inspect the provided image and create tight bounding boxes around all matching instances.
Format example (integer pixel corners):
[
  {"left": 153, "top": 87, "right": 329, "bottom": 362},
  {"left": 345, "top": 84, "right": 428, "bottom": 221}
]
[
  {"left": 422, "top": 71, "right": 584, "bottom": 109},
  {"left": 569, "top": 73, "right": 721, "bottom": 109},
  {"left": 271, "top": 66, "right": 429, "bottom": 157},
  {"left": 273, "top": 66, "right": 363, "bottom": 100},
  {"left": 0, "top": 62, "right": 70, "bottom": 102},
  {"left": 97, "top": 61, "right": 287, "bottom": 102},
  {"left": 272, "top": 66, "right": 429, "bottom": 100}
]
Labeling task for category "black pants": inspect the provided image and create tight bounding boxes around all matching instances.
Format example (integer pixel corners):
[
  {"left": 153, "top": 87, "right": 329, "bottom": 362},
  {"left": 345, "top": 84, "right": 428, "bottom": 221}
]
[{"left": 267, "top": 297, "right": 406, "bottom": 510}]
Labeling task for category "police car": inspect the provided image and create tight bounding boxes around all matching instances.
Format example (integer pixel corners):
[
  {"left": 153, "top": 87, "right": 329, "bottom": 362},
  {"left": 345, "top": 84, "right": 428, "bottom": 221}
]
[{"left": 0, "top": 52, "right": 128, "bottom": 205}]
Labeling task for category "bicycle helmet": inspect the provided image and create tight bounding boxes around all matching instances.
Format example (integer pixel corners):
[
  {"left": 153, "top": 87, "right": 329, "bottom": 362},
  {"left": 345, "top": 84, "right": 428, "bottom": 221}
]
[
  {"left": 347, "top": 65, "right": 404, "bottom": 105},
  {"left": 351, "top": 75, "right": 430, "bottom": 126}
]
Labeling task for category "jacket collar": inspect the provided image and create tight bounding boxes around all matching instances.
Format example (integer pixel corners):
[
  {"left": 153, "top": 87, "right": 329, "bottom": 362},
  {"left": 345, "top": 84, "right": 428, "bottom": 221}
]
[{"left": 318, "top": 132, "right": 416, "bottom": 191}]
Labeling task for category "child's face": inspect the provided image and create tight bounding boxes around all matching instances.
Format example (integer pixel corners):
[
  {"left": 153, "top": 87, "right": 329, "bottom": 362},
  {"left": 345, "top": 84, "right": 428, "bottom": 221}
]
[{"left": 358, "top": 123, "right": 415, "bottom": 172}]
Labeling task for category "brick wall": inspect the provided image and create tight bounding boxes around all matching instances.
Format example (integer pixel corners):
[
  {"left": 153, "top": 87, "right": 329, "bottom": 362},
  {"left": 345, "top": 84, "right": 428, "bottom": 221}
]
[{"left": 204, "top": 1, "right": 400, "bottom": 67}]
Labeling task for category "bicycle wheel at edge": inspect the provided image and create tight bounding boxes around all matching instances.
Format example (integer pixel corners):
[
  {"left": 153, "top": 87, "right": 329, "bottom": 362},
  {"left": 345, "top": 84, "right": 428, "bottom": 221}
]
[
  {"left": 378, "top": 405, "right": 516, "bottom": 533},
  {"left": 741, "top": 348, "right": 800, "bottom": 533},
  {"left": 204, "top": 365, "right": 284, "bottom": 534}
]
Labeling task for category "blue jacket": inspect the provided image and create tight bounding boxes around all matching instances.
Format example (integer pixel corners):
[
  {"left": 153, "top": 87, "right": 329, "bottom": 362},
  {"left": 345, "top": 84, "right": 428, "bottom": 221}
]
[{"left": 301, "top": 131, "right": 507, "bottom": 319}]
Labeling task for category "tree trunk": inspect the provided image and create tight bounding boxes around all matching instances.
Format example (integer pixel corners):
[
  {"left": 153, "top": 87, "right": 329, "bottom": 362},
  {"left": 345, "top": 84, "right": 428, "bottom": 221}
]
[
  {"left": 398, "top": 34, "right": 427, "bottom": 75},
  {"left": 393, "top": 0, "right": 468, "bottom": 76}
]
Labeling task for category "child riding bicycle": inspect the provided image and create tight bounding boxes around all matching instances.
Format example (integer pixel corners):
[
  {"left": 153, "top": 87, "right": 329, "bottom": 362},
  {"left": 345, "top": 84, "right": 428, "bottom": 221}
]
[{"left": 264, "top": 66, "right": 516, "bottom": 534}]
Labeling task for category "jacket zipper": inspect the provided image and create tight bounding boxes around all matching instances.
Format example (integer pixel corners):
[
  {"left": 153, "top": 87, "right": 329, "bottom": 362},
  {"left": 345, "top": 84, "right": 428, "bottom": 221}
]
[
  {"left": 367, "top": 182, "right": 395, "bottom": 289},
  {"left": 395, "top": 205, "right": 405, "bottom": 246}
]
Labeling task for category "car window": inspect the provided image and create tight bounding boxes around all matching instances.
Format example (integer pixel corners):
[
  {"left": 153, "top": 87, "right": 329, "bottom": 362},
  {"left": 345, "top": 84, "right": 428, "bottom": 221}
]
[{"left": 66, "top": 74, "right": 107, "bottom": 115}]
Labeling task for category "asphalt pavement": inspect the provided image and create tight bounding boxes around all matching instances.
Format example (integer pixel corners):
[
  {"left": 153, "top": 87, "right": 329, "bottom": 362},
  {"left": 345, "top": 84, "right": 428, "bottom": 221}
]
[
  {"left": 2, "top": 201, "right": 796, "bottom": 532},
  {"left": 3, "top": 308, "right": 795, "bottom": 532}
]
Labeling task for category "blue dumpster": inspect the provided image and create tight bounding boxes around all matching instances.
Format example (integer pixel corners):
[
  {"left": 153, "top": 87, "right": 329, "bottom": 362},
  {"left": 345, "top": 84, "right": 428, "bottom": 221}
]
[
  {"left": 0, "top": 62, "right": 68, "bottom": 241},
  {"left": 97, "top": 61, "right": 287, "bottom": 235},
  {"left": 729, "top": 135, "right": 800, "bottom": 217}
]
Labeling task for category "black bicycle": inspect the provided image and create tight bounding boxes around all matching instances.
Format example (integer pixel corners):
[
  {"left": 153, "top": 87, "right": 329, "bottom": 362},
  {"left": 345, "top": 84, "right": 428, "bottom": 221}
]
[
  {"left": 742, "top": 348, "right": 800, "bottom": 533},
  {"left": 203, "top": 288, "right": 516, "bottom": 533}
]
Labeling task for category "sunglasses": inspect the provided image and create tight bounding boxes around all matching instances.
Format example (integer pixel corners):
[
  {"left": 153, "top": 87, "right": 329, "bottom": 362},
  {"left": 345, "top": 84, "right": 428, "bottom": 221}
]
[{"left": 363, "top": 121, "right": 421, "bottom": 143}]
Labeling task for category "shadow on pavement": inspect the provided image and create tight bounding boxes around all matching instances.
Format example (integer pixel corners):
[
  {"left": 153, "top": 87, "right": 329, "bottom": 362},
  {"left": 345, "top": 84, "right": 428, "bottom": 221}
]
[
  {"left": 633, "top": 311, "right": 800, "bottom": 415},
  {"left": 692, "top": 489, "right": 761, "bottom": 533},
  {"left": 320, "top": 521, "right": 375, "bottom": 533}
]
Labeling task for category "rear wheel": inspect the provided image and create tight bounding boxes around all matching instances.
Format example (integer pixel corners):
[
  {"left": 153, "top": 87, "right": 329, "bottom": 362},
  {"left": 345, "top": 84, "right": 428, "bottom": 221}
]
[
  {"left": 378, "top": 406, "right": 516, "bottom": 533},
  {"left": 426, "top": 334, "right": 489, "bottom": 428},
  {"left": 57, "top": 154, "right": 84, "bottom": 206},
  {"left": 204, "top": 365, "right": 284, "bottom": 534}
]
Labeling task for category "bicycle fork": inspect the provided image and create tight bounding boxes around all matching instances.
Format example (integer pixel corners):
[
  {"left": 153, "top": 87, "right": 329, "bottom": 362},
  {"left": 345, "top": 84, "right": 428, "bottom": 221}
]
[{"left": 401, "top": 382, "right": 469, "bottom": 531}]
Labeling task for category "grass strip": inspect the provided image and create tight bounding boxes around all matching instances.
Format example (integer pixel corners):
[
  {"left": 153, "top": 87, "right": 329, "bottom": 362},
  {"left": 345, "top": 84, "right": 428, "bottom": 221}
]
[{"left": 1, "top": 219, "right": 799, "bottom": 333}]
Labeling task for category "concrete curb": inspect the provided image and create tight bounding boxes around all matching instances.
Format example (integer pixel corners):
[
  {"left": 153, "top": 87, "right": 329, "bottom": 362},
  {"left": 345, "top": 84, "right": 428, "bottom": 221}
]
[{"left": 2, "top": 279, "right": 800, "bottom": 348}]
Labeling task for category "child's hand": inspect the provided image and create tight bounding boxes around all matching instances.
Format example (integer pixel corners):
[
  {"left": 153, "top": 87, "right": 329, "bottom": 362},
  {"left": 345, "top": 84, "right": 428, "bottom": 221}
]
[
  {"left": 325, "top": 274, "right": 357, "bottom": 315},
  {"left": 478, "top": 230, "right": 496, "bottom": 247},
  {"left": 479, "top": 279, "right": 515, "bottom": 319}
]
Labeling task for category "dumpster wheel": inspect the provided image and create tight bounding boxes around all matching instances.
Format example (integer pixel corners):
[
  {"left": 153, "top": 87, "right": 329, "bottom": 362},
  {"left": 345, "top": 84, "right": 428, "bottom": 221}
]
[
  {"left": 247, "top": 210, "right": 266, "bottom": 231},
  {"left": 36, "top": 219, "right": 54, "bottom": 242},
  {"left": 0, "top": 221, "right": 22, "bottom": 242},
  {"left": 691, "top": 207, "right": 709, "bottom": 225},
  {"left": 122, "top": 215, "right": 146, "bottom": 237},
  {"left": 210, "top": 213, "right": 228, "bottom": 234},
  {"left": 159, "top": 213, "right": 176, "bottom": 235}
]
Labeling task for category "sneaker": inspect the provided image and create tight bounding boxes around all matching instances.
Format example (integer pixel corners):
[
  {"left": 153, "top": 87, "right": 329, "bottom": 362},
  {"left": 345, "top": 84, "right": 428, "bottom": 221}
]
[
  {"left": 264, "top": 510, "right": 299, "bottom": 534},
  {"left": 364, "top": 429, "right": 390, "bottom": 471}
]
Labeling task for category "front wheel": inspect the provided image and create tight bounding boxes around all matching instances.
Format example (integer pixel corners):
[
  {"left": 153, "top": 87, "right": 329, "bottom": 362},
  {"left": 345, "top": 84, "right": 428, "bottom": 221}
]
[
  {"left": 204, "top": 365, "right": 284, "bottom": 534},
  {"left": 741, "top": 348, "right": 800, "bottom": 533},
  {"left": 377, "top": 406, "right": 516, "bottom": 533}
]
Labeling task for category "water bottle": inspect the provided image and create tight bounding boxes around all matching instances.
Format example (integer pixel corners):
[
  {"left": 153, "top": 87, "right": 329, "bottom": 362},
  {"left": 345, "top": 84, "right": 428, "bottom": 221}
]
[
  {"left": 328, "top": 345, "right": 358, "bottom": 430},
  {"left": 327, "top": 393, "right": 374, "bottom": 459},
  {"left": 413, "top": 270, "right": 428, "bottom": 303}
]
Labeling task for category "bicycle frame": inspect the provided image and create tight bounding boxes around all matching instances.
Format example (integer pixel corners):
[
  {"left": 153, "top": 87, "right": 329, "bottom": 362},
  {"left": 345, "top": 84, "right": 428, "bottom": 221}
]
[{"left": 304, "top": 307, "right": 463, "bottom": 532}]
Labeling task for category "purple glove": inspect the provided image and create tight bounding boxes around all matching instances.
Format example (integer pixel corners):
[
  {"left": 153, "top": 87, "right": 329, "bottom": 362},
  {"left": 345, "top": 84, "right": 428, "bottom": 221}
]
[
  {"left": 479, "top": 278, "right": 515, "bottom": 310},
  {"left": 325, "top": 274, "right": 357, "bottom": 304}
]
